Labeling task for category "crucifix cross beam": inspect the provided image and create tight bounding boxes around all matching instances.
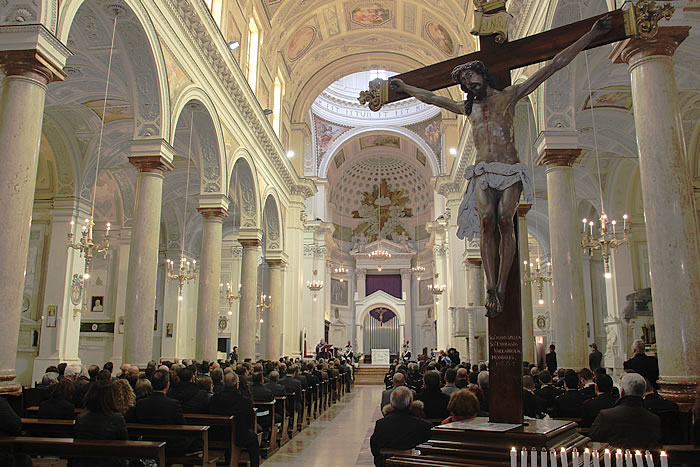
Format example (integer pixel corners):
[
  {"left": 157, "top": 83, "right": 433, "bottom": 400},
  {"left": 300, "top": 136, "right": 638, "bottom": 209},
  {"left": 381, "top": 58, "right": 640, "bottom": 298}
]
[{"left": 359, "top": 3, "right": 670, "bottom": 109}]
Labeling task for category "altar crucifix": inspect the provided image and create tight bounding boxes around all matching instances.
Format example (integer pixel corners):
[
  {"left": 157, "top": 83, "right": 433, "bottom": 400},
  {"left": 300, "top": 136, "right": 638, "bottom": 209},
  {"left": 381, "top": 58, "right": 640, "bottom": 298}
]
[{"left": 359, "top": 0, "right": 673, "bottom": 424}]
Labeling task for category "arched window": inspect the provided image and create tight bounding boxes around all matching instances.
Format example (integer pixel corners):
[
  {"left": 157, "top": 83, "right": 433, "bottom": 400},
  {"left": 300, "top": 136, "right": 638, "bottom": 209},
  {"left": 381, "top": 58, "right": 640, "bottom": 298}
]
[
  {"left": 247, "top": 18, "right": 259, "bottom": 94},
  {"left": 273, "top": 76, "right": 283, "bottom": 136}
]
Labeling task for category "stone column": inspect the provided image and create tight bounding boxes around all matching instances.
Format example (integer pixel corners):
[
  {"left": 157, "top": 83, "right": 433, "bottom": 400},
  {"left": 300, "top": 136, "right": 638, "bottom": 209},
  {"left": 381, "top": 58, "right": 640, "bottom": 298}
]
[
  {"left": 611, "top": 27, "right": 700, "bottom": 404},
  {"left": 400, "top": 268, "right": 413, "bottom": 350},
  {"left": 0, "top": 25, "right": 70, "bottom": 393},
  {"left": 123, "top": 140, "right": 174, "bottom": 367},
  {"left": 466, "top": 258, "right": 486, "bottom": 363},
  {"left": 195, "top": 197, "right": 229, "bottom": 362},
  {"left": 536, "top": 133, "right": 587, "bottom": 369},
  {"left": 238, "top": 235, "right": 261, "bottom": 361},
  {"left": 266, "top": 258, "right": 286, "bottom": 360},
  {"left": 517, "top": 203, "right": 535, "bottom": 364}
]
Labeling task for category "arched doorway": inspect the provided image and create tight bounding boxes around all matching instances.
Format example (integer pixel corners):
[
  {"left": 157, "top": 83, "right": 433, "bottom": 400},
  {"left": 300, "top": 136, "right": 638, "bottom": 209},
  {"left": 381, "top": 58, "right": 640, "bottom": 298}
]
[{"left": 363, "top": 307, "right": 400, "bottom": 358}]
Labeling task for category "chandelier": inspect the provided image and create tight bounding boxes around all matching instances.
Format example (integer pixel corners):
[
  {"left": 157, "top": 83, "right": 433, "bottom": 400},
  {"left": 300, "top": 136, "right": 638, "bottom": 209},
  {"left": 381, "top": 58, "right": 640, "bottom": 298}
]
[
  {"left": 67, "top": 13, "right": 118, "bottom": 308},
  {"left": 334, "top": 263, "right": 348, "bottom": 282},
  {"left": 428, "top": 273, "right": 446, "bottom": 304},
  {"left": 167, "top": 109, "right": 197, "bottom": 299},
  {"left": 220, "top": 282, "right": 241, "bottom": 314},
  {"left": 581, "top": 214, "right": 630, "bottom": 278},
  {"left": 307, "top": 269, "right": 324, "bottom": 301},
  {"left": 256, "top": 293, "right": 271, "bottom": 322},
  {"left": 524, "top": 258, "right": 552, "bottom": 305},
  {"left": 368, "top": 248, "right": 391, "bottom": 261},
  {"left": 412, "top": 264, "right": 425, "bottom": 280}
]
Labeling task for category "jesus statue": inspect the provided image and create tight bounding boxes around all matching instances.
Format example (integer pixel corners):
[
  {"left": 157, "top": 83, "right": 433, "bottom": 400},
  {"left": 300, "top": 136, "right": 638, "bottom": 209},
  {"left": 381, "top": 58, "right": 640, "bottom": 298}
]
[{"left": 391, "top": 16, "right": 611, "bottom": 317}]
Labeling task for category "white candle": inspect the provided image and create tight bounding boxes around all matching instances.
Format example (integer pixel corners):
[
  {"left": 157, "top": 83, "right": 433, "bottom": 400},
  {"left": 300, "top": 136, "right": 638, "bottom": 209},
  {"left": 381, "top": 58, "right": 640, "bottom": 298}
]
[
  {"left": 616, "top": 449, "right": 623, "bottom": 467},
  {"left": 634, "top": 451, "right": 644, "bottom": 467},
  {"left": 511, "top": 447, "right": 517, "bottom": 467},
  {"left": 644, "top": 451, "right": 654, "bottom": 467},
  {"left": 561, "top": 448, "right": 568, "bottom": 467},
  {"left": 573, "top": 448, "right": 579, "bottom": 466},
  {"left": 522, "top": 447, "right": 528, "bottom": 467},
  {"left": 659, "top": 451, "right": 668, "bottom": 467},
  {"left": 604, "top": 449, "right": 611, "bottom": 467},
  {"left": 542, "top": 449, "right": 549, "bottom": 467},
  {"left": 584, "top": 448, "right": 591, "bottom": 467},
  {"left": 625, "top": 450, "right": 633, "bottom": 467},
  {"left": 531, "top": 449, "right": 538, "bottom": 467},
  {"left": 551, "top": 449, "right": 558, "bottom": 467},
  {"left": 593, "top": 450, "right": 600, "bottom": 467}
]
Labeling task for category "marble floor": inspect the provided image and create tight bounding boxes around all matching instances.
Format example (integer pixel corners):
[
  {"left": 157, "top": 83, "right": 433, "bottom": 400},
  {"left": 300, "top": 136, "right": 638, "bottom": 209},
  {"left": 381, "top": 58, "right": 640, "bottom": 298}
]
[{"left": 263, "top": 385, "right": 383, "bottom": 466}]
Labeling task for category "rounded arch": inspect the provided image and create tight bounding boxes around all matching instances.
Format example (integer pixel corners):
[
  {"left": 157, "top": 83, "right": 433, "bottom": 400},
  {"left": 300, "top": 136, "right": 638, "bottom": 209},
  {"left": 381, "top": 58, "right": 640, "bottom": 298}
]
[
  {"left": 229, "top": 149, "right": 261, "bottom": 230},
  {"left": 319, "top": 126, "right": 440, "bottom": 178},
  {"left": 357, "top": 301, "right": 403, "bottom": 328},
  {"left": 171, "top": 87, "right": 227, "bottom": 194},
  {"left": 56, "top": 0, "right": 170, "bottom": 141},
  {"left": 262, "top": 191, "right": 283, "bottom": 252}
]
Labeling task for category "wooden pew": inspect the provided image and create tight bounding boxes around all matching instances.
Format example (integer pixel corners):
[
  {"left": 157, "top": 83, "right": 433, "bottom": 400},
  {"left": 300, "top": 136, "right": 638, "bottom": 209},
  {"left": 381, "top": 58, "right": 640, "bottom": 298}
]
[
  {"left": 184, "top": 414, "right": 236, "bottom": 467},
  {"left": 254, "top": 400, "right": 277, "bottom": 457},
  {"left": 298, "top": 389, "right": 308, "bottom": 430},
  {"left": 0, "top": 436, "right": 166, "bottom": 466},
  {"left": 274, "top": 396, "right": 289, "bottom": 447},
  {"left": 285, "top": 393, "right": 298, "bottom": 438}
]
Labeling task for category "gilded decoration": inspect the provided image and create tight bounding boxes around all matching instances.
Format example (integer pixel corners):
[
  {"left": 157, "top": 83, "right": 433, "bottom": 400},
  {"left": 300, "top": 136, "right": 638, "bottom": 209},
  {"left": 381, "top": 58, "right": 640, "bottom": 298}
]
[{"left": 351, "top": 179, "right": 412, "bottom": 241}]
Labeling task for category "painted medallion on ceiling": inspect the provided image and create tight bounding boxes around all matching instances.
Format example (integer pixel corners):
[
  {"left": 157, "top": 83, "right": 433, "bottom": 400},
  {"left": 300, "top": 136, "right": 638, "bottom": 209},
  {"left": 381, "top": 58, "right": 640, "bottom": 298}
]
[
  {"left": 346, "top": 2, "right": 394, "bottom": 29},
  {"left": 406, "top": 114, "right": 442, "bottom": 159},
  {"left": 287, "top": 25, "right": 318, "bottom": 62},
  {"left": 314, "top": 116, "right": 351, "bottom": 160},
  {"left": 424, "top": 22, "right": 454, "bottom": 55}
]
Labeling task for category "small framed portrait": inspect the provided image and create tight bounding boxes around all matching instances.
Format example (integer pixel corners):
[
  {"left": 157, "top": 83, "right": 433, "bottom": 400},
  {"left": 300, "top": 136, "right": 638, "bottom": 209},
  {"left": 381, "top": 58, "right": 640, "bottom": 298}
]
[
  {"left": 118, "top": 316, "right": 125, "bottom": 334},
  {"left": 90, "top": 296, "right": 104, "bottom": 313},
  {"left": 46, "top": 306, "right": 57, "bottom": 328},
  {"left": 166, "top": 323, "right": 174, "bottom": 338}
]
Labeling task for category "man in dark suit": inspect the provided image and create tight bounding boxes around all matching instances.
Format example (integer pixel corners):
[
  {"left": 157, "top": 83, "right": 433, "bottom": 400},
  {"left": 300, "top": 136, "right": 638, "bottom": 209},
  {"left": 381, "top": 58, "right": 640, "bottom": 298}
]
[
  {"left": 250, "top": 372, "right": 274, "bottom": 402},
  {"left": 578, "top": 368, "right": 596, "bottom": 400},
  {"left": 166, "top": 366, "right": 210, "bottom": 413},
  {"left": 126, "top": 369, "right": 185, "bottom": 425},
  {"left": 623, "top": 340, "right": 659, "bottom": 389},
  {"left": 552, "top": 370, "right": 586, "bottom": 418},
  {"left": 643, "top": 380, "right": 682, "bottom": 444},
  {"left": 534, "top": 370, "right": 562, "bottom": 414},
  {"left": 581, "top": 374, "right": 617, "bottom": 428},
  {"left": 590, "top": 373, "right": 661, "bottom": 449},
  {"left": 380, "top": 372, "right": 415, "bottom": 411},
  {"left": 546, "top": 344, "right": 557, "bottom": 374},
  {"left": 264, "top": 371, "right": 286, "bottom": 397},
  {"left": 589, "top": 343, "right": 603, "bottom": 371},
  {"left": 0, "top": 397, "right": 28, "bottom": 467},
  {"left": 370, "top": 386, "right": 433, "bottom": 467},
  {"left": 209, "top": 372, "right": 260, "bottom": 467},
  {"left": 279, "top": 364, "right": 303, "bottom": 412},
  {"left": 522, "top": 376, "right": 546, "bottom": 418},
  {"left": 455, "top": 367, "right": 469, "bottom": 389}
]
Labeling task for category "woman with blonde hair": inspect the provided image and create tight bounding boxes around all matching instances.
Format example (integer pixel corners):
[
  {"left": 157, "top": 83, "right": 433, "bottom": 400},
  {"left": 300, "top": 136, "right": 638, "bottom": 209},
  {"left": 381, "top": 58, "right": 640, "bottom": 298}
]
[
  {"left": 113, "top": 378, "right": 136, "bottom": 414},
  {"left": 441, "top": 389, "right": 480, "bottom": 425}
]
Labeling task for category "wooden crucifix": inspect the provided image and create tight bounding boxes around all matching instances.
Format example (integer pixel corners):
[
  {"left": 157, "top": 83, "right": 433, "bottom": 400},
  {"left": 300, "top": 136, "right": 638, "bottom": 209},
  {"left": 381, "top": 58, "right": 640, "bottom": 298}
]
[{"left": 359, "top": 0, "right": 673, "bottom": 424}]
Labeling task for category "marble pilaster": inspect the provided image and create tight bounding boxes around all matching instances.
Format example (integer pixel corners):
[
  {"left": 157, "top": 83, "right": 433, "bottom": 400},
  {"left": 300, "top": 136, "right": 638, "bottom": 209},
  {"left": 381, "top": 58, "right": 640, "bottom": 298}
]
[
  {"left": 517, "top": 203, "right": 535, "bottom": 364},
  {"left": 611, "top": 28, "right": 700, "bottom": 404},
  {"left": 123, "top": 140, "right": 174, "bottom": 367},
  {"left": 400, "top": 268, "right": 413, "bottom": 350},
  {"left": 109, "top": 229, "right": 131, "bottom": 373},
  {"left": 265, "top": 257, "right": 286, "bottom": 360},
  {"left": 238, "top": 234, "right": 262, "bottom": 362},
  {"left": 466, "top": 258, "right": 486, "bottom": 363},
  {"left": 536, "top": 133, "right": 587, "bottom": 369},
  {"left": 356, "top": 269, "right": 367, "bottom": 299},
  {"left": 195, "top": 199, "right": 228, "bottom": 362},
  {"left": 0, "top": 25, "right": 70, "bottom": 393}
]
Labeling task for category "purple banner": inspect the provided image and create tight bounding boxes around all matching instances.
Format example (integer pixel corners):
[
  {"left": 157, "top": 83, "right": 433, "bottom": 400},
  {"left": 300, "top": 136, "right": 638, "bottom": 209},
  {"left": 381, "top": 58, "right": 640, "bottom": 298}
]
[{"left": 366, "top": 274, "right": 402, "bottom": 299}]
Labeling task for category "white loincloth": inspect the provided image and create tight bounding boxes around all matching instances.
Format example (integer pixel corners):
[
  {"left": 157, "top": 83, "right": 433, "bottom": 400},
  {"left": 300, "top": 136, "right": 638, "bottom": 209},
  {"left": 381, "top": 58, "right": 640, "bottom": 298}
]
[{"left": 456, "top": 161, "right": 534, "bottom": 241}]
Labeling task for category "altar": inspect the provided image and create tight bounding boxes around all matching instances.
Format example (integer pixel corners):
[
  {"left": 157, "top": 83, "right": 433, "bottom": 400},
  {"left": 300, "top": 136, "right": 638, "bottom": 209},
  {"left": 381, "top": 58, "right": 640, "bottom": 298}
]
[{"left": 371, "top": 348, "right": 390, "bottom": 365}]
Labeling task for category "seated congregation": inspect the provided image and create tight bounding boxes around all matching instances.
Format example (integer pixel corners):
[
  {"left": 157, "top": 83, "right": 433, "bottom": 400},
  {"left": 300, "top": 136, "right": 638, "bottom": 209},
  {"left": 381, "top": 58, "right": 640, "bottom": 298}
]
[{"left": 0, "top": 356, "right": 353, "bottom": 467}]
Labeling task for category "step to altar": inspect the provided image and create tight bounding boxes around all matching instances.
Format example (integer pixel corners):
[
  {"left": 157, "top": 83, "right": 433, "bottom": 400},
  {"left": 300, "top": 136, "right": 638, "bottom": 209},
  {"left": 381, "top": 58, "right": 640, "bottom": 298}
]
[{"left": 354, "top": 365, "right": 389, "bottom": 385}]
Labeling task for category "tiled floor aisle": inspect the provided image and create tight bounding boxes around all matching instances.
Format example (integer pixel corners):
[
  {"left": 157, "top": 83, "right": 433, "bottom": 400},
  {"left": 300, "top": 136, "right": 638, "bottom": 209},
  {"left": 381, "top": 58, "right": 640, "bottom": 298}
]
[{"left": 263, "top": 385, "right": 383, "bottom": 466}]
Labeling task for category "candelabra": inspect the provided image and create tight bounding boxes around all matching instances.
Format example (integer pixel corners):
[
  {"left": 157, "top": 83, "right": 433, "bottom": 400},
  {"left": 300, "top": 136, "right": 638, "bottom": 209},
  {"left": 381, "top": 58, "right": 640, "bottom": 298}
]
[
  {"left": 220, "top": 282, "right": 241, "bottom": 314},
  {"left": 167, "top": 256, "right": 197, "bottom": 300},
  {"left": 428, "top": 273, "right": 446, "bottom": 304},
  {"left": 67, "top": 217, "right": 111, "bottom": 281},
  {"left": 333, "top": 263, "right": 348, "bottom": 282},
  {"left": 368, "top": 248, "right": 391, "bottom": 261},
  {"left": 524, "top": 258, "right": 551, "bottom": 305},
  {"left": 412, "top": 264, "right": 426, "bottom": 281},
  {"left": 256, "top": 293, "right": 271, "bottom": 323},
  {"left": 581, "top": 214, "right": 630, "bottom": 278},
  {"left": 307, "top": 269, "right": 324, "bottom": 301}
]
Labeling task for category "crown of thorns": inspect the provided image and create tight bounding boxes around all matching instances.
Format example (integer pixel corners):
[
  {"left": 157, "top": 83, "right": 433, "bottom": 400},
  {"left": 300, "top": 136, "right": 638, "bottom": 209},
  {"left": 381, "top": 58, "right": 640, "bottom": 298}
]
[{"left": 451, "top": 61, "right": 496, "bottom": 91}]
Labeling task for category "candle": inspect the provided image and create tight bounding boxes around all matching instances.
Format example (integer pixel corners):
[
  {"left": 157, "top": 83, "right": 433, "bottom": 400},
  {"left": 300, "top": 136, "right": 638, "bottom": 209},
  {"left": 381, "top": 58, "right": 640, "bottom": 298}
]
[
  {"left": 604, "top": 449, "right": 611, "bottom": 467},
  {"left": 623, "top": 214, "right": 628, "bottom": 231},
  {"left": 561, "top": 447, "right": 568, "bottom": 467},
  {"left": 573, "top": 448, "right": 579, "bottom": 466},
  {"left": 511, "top": 447, "right": 517, "bottom": 467},
  {"left": 593, "top": 450, "right": 600, "bottom": 467},
  {"left": 611, "top": 220, "right": 616, "bottom": 235},
  {"left": 522, "top": 447, "right": 528, "bottom": 467},
  {"left": 542, "top": 448, "right": 549, "bottom": 467},
  {"left": 551, "top": 449, "right": 558, "bottom": 467},
  {"left": 634, "top": 451, "right": 643, "bottom": 467},
  {"left": 644, "top": 451, "right": 654, "bottom": 467},
  {"left": 659, "top": 451, "right": 667, "bottom": 467},
  {"left": 584, "top": 448, "right": 591, "bottom": 467},
  {"left": 582, "top": 218, "right": 587, "bottom": 233},
  {"left": 616, "top": 449, "right": 623, "bottom": 467},
  {"left": 531, "top": 448, "right": 538, "bottom": 467},
  {"left": 589, "top": 221, "right": 594, "bottom": 236},
  {"left": 625, "top": 450, "right": 633, "bottom": 467}
]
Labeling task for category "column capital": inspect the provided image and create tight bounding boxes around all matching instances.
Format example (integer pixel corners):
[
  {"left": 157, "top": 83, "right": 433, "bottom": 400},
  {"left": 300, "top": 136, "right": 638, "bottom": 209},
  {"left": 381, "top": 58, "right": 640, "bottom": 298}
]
[
  {"left": 400, "top": 268, "right": 413, "bottom": 277},
  {"left": 198, "top": 193, "right": 229, "bottom": 215},
  {"left": 609, "top": 27, "right": 690, "bottom": 69},
  {"left": 517, "top": 203, "right": 532, "bottom": 217},
  {"left": 129, "top": 139, "right": 175, "bottom": 174},
  {"left": 198, "top": 207, "right": 228, "bottom": 220},
  {"left": 0, "top": 24, "right": 71, "bottom": 84},
  {"left": 465, "top": 257, "right": 482, "bottom": 266},
  {"left": 536, "top": 148, "right": 582, "bottom": 167},
  {"left": 265, "top": 258, "right": 287, "bottom": 268}
]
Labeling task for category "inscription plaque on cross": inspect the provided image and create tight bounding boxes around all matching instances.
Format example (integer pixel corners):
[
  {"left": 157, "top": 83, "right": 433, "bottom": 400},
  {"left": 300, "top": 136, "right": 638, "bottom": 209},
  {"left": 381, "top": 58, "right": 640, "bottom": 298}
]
[{"left": 359, "top": 0, "right": 673, "bottom": 424}]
